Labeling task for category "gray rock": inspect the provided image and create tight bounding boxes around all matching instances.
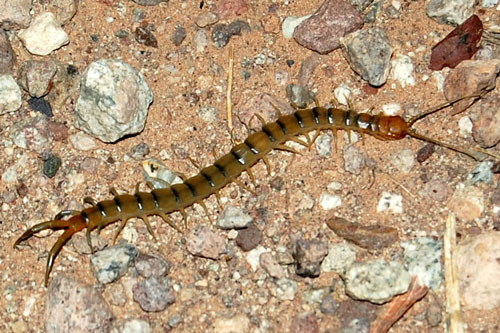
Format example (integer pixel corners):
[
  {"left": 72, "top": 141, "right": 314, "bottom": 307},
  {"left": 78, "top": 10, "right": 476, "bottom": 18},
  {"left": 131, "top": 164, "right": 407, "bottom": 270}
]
[
  {"left": 276, "top": 278, "right": 298, "bottom": 301},
  {"left": 0, "top": 74, "right": 21, "bottom": 114},
  {"left": 17, "top": 60, "right": 58, "bottom": 97},
  {"left": 217, "top": 205, "right": 253, "bottom": 229},
  {"left": 343, "top": 144, "right": 365, "bottom": 175},
  {"left": 259, "top": 252, "right": 286, "bottom": 279},
  {"left": 133, "top": 276, "right": 175, "bottom": 312},
  {"left": 45, "top": 275, "right": 115, "bottom": 333},
  {"left": 467, "top": 161, "right": 494, "bottom": 185},
  {"left": 294, "top": 239, "right": 329, "bottom": 278},
  {"left": 286, "top": 84, "right": 314, "bottom": 109},
  {"left": 0, "top": 29, "right": 14, "bottom": 74},
  {"left": 321, "top": 242, "right": 357, "bottom": 275},
  {"left": 402, "top": 238, "right": 443, "bottom": 290},
  {"left": 18, "top": 12, "right": 69, "bottom": 56},
  {"left": 427, "top": 0, "right": 475, "bottom": 25},
  {"left": 315, "top": 133, "right": 333, "bottom": 157},
  {"left": 236, "top": 224, "right": 263, "bottom": 251},
  {"left": 90, "top": 244, "right": 139, "bottom": 284},
  {"left": 0, "top": 0, "right": 32, "bottom": 30},
  {"left": 76, "top": 59, "right": 153, "bottom": 142},
  {"left": 343, "top": 259, "right": 411, "bottom": 304},
  {"left": 341, "top": 27, "right": 392, "bottom": 86}
]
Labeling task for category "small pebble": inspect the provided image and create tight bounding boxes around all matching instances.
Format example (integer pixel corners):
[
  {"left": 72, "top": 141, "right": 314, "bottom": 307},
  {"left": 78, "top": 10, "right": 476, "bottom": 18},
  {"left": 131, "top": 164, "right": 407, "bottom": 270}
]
[
  {"left": 290, "top": 312, "right": 319, "bottom": 333},
  {"left": 43, "top": 154, "right": 62, "bottom": 178},
  {"left": 213, "top": 314, "right": 250, "bottom": 333},
  {"left": 321, "top": 242, "right": 357, "bottom": 275},
  {"left": 377, "top": 192, "right": 403, "bottom": 214},
  {"left": 217, "top": 205, "right": 253, "bottom": 229},
  {"left": 18, "top": 12, "right": 69, "bottom": 56},
  {"left": 319, "top": 193, "right": 342, "bottom": 210},
  {"left": 171, "top": 25, "right": 186, "bottom": 46},
  {"left": 281, "top": 15, "right": 311, "bottom": 39},
  {"left": 0, "top": 74, "right": 22, "bottom": 114},
  {"left": 392, "top": 149, "right": 415, "bottom": 173},
  {"left": 427, "top": 0, "right": 475, "bottom": 26},
  {"left": 259, "top": 252, "right": 286, "bottom": 279},
  {"left": 285, "top": 84, "right": 314, "bottom": 109},
  {"left": 320, "top": 294, "right": 339, "bottom": 315},
  {"left": 129, "top": 142, "right": 150, "bottom": 160},
  {"left": 448, "top": 185, "right": 484, "bottom": 221},
  {"left": 90, "top": 244, "right": 138, "bottom": 284},
  {"left": 344, "top": 259, "right": 411, "bottom": 304},
  {"left": 186, "top": 226, "right": 225, "bottom": 259},
  {"left": 133, "top": 276, "right": 175, "bottom": 312},
  {"left": 245, "top": 245, "right": 268, "bottom": 271},
  {"left": 28, "top": 97, "right": 53, "bottom": 117},
  {"left": 276, "top": 278, "right": 298, "bottom": 301},
  {"left": 69, "top": 132, "right": 97, "bottom": 151},
  {"left": 343, "top": 144, "right": 365, "bottom": 175},
  {"left": 134, "top": 26, "right": 158, "bottom": 48},
  {"left": 195, "top": 12, "right": 219, "bottom": 27},
  {"left": 402, "top": 237, "right": 443, "bottom": 290},
  {"left": 134, "top": 253, "right": 170, "bottom": 279},
  {"left": 294, "top": 239, "right": 329, "bottom": 278}
]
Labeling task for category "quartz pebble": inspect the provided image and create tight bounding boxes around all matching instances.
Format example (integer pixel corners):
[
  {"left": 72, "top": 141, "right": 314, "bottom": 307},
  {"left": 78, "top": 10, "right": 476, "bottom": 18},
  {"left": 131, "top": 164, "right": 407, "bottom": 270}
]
[
  {"left": 76, "top": 59, "right": 153, "bottom": 142},
  {"left": 69, "top": 132, "right": 97, "bottom": 151},
  {"left": 390, "top": 54, "right": 415, "bottom": 88},
  {"left": 343, "top": 144, "right": 365, "bottom": 175},
  {"left": 276, "top": 278, "right": 298, "bottom": 301},
  {"left": 0, "top": 74, "right": 22, "bottom": 114},
  {"left": 392, "top": 149, "right": 415, "bottom": 173},
  {"left": 18, "top": 12, "right": 69, "bottom": 56},
  {"left": 319, "top": 193, "right": 342, "bottom": 210},
  {"left": 213, "top": 314, "right": 250, "bottom": 333},
  {"left": 260, "top": 252, "right": 286, "bottom": 279},
  {"left": 471, "top": 96, "right": 500, "bottom": 148},
  {"left": 90, "top": 244, "right": 138, "bottom": 284},
  {"left": 134, "top": 253, "right": 170, "bottom": 278},
  {"left": 343, "top": 259, "right": 411, "bottom": 304},
  {"left": 110, "top": 319, "right": 151, "bottom": 333}
]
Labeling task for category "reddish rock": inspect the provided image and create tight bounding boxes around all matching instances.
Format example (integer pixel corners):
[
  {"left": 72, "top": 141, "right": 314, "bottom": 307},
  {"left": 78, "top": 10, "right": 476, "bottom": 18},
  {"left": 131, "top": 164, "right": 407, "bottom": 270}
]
[
  {"left": 293, "top": 0, "right": 363, "bottom": 54},
  {"left": 326, "top": 216, "right": 399, "bottom": 250},
  {"left": 290, "top": 312, "right": 319, "bottom": 333},
  {"left": 470, "top": 96, "right": 500, "bottom": 148},
  {"left": 429, "top": 15, "right": 483, "bottom": 71},
  {"left": 216, "top": 0, "right": 249, "bottom": 20},
  {"left": 443, "top": 59, "right": 500, "bottom": 114}
]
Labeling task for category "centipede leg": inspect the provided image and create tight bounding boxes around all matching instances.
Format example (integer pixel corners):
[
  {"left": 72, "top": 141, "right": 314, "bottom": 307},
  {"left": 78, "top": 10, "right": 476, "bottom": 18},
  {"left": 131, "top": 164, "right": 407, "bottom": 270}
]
[
  {"left": 54, "top": 210, "right": 79, "bottom": 221},
  {"left": 310, "top": 131, "right": 321, "bottom": 148},
  {"left": 276, "top": 144, "right": 302, "bottom": 155},
  {"left": 112, "top": 218, "right": 129, "bottom": 244},
  {"left": 138, "top": 214, "right": 157, "bottom": 241},
  {"left": 262, "top": 156, "right": 272, "bottom": 176},
  {"left": 214, "top": 190, "right": 223, "bottom": 209},
  {"left": 110, "top": 187, "right": 120, "bottom": 196},
  {"left": 289, "top": 136, "right": 309, "bottom": 148},
  {"left": 179, "top": 208, "right": 189, "bottom": 228},
  {"left": 246, "top": 167, "right": 257, "bottom": 187},
  {"left": 158, "top": 212, "right": 182, "bottom": 232},
  {"left": 83, "top": 197, "right": 97, "bottom": 206},
  {"left": 197, "top": 200, "right": 213, "bottom": 223},
  {"left": 234, "top": 179, "right": 256, "bottom": 195}
]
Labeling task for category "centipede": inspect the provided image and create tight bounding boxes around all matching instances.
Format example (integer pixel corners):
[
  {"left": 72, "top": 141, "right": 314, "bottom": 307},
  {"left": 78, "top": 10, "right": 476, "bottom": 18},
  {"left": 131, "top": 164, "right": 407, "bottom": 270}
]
[{"left": 14, "top": 97, "right": 493, "bottom": 286}]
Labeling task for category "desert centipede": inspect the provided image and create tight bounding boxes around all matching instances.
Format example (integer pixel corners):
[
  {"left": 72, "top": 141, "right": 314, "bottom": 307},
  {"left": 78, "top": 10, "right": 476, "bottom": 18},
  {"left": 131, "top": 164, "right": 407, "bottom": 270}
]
[{"left": 14, "top": 99, "right": 492, "bottom": 286}]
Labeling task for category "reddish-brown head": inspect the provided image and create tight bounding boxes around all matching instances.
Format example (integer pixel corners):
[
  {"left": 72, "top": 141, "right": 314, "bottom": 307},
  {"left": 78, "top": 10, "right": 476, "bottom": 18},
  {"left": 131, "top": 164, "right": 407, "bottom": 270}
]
[{"left": 377, "top": 115, "right": 409, "bottom": 140}]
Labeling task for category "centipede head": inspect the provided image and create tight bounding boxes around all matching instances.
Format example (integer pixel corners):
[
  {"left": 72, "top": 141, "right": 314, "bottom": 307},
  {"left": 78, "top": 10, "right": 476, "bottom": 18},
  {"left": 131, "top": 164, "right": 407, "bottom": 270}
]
[{"left": 376, "top": 115, "right": 409, "bottom": 140}]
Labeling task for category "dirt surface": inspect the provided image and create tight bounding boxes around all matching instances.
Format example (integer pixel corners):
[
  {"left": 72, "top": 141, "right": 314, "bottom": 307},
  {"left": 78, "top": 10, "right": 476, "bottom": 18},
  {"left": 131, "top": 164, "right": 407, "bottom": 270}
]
[{"left": 1, "top": 0, "right": 500, "bottom": 332}]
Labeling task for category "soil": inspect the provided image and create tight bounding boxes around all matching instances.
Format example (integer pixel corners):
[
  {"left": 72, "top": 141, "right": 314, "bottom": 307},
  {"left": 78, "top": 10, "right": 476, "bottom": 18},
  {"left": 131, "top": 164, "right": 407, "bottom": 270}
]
[{"left": 1, "top": 0, "right": 500, "bottom": 332}]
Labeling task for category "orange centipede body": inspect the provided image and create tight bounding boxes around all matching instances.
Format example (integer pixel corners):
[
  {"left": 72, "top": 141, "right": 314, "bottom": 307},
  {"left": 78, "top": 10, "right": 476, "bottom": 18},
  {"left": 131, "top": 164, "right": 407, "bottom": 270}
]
[{"left": 14, "top": 103, "right": 488, "bottom": 286}]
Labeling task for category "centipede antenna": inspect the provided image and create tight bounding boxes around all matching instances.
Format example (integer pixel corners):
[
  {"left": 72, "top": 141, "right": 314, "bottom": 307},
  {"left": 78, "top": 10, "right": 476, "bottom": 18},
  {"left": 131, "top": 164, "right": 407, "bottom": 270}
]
[
  {"left": 407, "top": 93, "right": 482, "bottom": 127},
  {"left": 408, "top": 129, "right": 490, "bottom": 161}
]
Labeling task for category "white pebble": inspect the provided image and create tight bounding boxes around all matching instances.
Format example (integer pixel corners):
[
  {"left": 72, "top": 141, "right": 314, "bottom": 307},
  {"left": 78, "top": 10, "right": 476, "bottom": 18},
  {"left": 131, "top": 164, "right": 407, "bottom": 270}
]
[
  {"left": 390, "top": 54, "right": 415, "bottom": 88},
  {"left": 281, "top": 15, "right": 311, "bottom": 39},
  {"left": 458, "top": 116, "right": 473, "bottom": 137},
  {"left": 0, "top": 75, "right": 22, "bottom": 114},
  {"left": 333, "top": 83, "right": 351, "bottom": 106},
  {"left": 377, "top": 192, "right": 403, "bottom": 214},
  {"left": 18, "top": 12, "right": 69, "bottom": 56},
  {"left": 319, "top": 193, "right": 342, "bottom": 210},
  {"left": 382, "top": 103, "right": 402, "bottom": 116}
]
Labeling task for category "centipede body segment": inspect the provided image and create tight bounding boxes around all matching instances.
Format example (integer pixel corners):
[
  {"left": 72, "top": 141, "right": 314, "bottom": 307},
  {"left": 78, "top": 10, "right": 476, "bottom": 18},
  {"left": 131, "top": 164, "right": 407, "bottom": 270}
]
[{"left": 14, "top": 104, "right": 488, "bottom": 286}]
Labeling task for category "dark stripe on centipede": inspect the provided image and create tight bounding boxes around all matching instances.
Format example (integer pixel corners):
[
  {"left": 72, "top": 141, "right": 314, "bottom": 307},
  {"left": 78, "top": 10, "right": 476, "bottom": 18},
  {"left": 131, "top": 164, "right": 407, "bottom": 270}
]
[
  {"left": 345, "top": 110, "right": 351, "bottom": 126},
  {"left": 312, "top": 107, "right": 320, "bottom": 124},
  {"left": 96, "top": 202, "right": 107, "bottom": 217},
  {"left": 184, "top": 181, "right": 197, "bottom": 197},
  {"left": 262, "top": 126, "right": 276, "bottom": 142},
  {"left": 134, "top": 193, "right": 143, "bottom": 210},
  {"left": 214, "top": 162, "right": 227, "bottom": 177},
  {"left": 294, "top": 112, "right": 304, "bottom": 128},
  {"left": 80, "top": 211, "right": 90, "bottom": 225},
  {"left": 327, "top": 109, "right": 334, "bottom": 124},
  {"left": 114, "top": 197, "right": 122, "bottom": 212},
  {"left": 200, "top": 171, "right": 216, "bottom": 187},
  {"left": 171, "top": 187, "right": 181, "bottom": 203},
  {"left": 151, "top": 191, "right": 160, "bottom": 208},
  {"left": 231, "top": 150, "right": 246, "bottom": 165},
  {"left": 276, "top": 119, "right": 288, "bottom": 134},
  {"left": 244, "top": 139, "right": 259, "bottom": 154}
]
